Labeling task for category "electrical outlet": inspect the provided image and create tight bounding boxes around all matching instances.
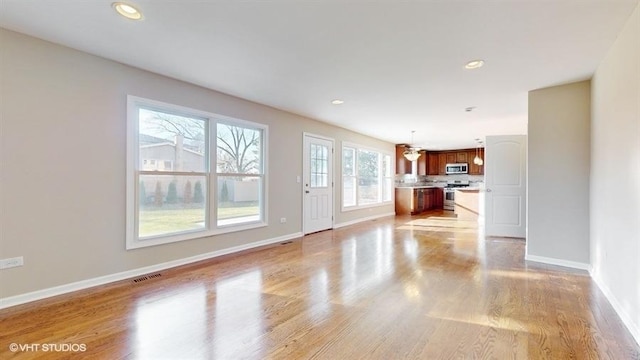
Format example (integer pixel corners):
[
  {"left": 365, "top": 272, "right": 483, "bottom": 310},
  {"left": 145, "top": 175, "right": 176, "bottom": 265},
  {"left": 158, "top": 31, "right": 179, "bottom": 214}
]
[
  {"left": 280, "top": 217, "right": 287, "bottom": 223},
  {"left": 0, "top": 256, "right": 24, "bottom": 270}
]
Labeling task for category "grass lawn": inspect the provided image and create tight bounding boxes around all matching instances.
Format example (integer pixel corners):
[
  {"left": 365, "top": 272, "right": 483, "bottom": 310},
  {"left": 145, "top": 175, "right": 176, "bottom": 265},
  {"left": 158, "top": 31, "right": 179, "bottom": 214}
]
[{"left": 139, "top": 203, "right": 259, "bottom": 237}]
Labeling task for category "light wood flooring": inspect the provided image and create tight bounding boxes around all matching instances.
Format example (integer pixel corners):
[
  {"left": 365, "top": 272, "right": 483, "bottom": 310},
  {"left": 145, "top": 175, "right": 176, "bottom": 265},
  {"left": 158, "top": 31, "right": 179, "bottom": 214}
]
[{"left": 1, "top": 211, "right": 639, "bottom": 359}]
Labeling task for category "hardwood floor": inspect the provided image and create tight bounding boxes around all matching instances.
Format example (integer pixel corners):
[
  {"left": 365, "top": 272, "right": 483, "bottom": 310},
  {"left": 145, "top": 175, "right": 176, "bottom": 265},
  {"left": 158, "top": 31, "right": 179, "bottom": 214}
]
[{"left": 1, "top": 211, "right": 639, "bottom": 359}]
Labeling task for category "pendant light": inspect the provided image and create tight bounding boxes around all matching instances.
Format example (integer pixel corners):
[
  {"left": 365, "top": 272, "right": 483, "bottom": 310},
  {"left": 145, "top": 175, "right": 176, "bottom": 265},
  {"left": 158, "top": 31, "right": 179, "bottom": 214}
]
[
  {"left": 403, "top": 131, "right": 421, "bottom": 161},
  {"left": 473, "top": 139, "right": 484, "bottom": 166}
]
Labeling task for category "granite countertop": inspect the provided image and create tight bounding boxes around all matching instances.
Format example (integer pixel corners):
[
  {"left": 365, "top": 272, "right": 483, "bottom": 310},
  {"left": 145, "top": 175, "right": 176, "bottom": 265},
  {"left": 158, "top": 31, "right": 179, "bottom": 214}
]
[{"left": 395, "top": 185, "right": 442, "bottom": 189}]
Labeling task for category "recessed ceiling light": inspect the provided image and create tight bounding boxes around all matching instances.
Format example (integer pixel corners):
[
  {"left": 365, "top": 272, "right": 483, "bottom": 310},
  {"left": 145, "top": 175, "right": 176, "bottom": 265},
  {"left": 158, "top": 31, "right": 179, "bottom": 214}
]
[
  {"left": 112, "top": 2, "right": 143, "bottom": 20},
  {"left": 331, "top": 99, "right": 344, "bottom": 105},
  {"left": 464, "top": 60, "right": 485, "bottom": 69}
]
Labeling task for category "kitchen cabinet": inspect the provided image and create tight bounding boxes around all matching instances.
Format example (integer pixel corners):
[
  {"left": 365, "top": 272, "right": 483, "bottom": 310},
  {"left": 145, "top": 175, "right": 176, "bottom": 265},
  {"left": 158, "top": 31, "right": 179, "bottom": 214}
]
[
  {"left": 395, "top": 187, "right": 442, "bottom": 215},
  {"left": 467, "top": 150, "right": 484, "bottom": 175},
  {"left": 395, "top": 145, "right": 412, "bottom": 174},
  {"left": 434, "top": 188, "right": 444, "bottom": 208},
  {"left": 438, "top": 153, "right": 447, "bottom": 174},
  {"left": 428, "top": 153, "right": 439, "bottom": 175},
  {"left": 417, "top": 150, "right": 428, "bottom": 175},
  {"left": 446, "top": 152, "right": 457, "bottom": 164},
  {"left": 456, "top": 151, "right": 468, "bottom": 163}
]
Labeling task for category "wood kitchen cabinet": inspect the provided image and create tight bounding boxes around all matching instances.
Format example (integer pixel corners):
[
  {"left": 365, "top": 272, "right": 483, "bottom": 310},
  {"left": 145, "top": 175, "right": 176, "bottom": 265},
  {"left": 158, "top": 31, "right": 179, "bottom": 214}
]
[
  {"left": 446, "top": 152, "right": 457, "bottom": 164},
  {"left": 395, "top": 187, "right": 442, "bottom": 215},
  {"left": 395, "top": 145, "right": 412, "bottom": 174},
  {"left": 434, "top": 188, "right": 444, "bottom": 208},
  {"left": 410, "top": 148, "right": 483, "bottom": 176},
  {"left": 417, "top": 150, "right": 428, "bottom": 175},
  {"left": 438, "top": 153, "right": 447, "bottom": 174},
  {"left": 428, "top": 153, "right": 439, "bottom": 175},
  {"left": 467, "top": 150, "right": 484, "bottom": 175}
]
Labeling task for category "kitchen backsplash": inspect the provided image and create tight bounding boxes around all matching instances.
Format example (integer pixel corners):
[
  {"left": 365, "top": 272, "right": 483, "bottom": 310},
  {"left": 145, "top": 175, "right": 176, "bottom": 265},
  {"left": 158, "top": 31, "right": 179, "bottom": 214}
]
[{"left": 396, "top": 173, "right": 484, "bottom": 186}]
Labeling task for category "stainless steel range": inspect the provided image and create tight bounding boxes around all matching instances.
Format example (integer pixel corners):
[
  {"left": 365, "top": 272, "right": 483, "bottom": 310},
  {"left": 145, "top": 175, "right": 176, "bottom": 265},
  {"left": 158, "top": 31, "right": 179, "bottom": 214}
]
[{"left": 443, "top": 180, "right": 470, "bottom": 211}]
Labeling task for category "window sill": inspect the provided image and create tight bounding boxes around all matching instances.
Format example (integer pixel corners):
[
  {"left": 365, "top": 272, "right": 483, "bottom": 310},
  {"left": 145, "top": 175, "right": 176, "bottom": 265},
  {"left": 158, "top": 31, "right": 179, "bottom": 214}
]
[
  {"left": 341, "top": 201, "right": 393, "bottom": 213},
  {"left": 126, "top": 221, "right": 268, "bottom": 250}
]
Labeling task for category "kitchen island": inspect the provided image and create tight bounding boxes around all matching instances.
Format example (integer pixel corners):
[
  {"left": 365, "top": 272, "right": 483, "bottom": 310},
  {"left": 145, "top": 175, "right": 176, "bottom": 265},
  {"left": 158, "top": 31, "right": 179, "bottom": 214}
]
[{"left": 454, "top": 188, "right": 483, "bottom": 221}]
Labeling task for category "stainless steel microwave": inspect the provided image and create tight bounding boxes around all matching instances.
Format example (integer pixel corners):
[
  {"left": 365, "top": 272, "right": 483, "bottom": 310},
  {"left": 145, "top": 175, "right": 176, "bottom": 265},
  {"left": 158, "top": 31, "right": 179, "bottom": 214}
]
[{"left": 445, "top": 163, "right": 468, "bottom": 174}]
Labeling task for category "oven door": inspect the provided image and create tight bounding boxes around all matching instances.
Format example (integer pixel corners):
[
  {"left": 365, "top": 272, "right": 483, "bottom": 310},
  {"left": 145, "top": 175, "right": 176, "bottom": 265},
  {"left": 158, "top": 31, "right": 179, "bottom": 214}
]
[{"left": 443, "top": 189, "right": 455, "bottom": 210}]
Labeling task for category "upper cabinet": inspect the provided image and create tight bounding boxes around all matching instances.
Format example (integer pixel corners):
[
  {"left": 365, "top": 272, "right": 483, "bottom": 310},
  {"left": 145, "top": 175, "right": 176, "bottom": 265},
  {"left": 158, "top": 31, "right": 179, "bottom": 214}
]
[
  {"left": 438, "top": 153, "right": 448, "bottom": 175},
  {"left": 428, "top": 153, "right": 440, "bottom": 175},
  {"left": 395, "top": 145, "right": 412, "bottom": 174},
  {"left": 417, "top": 150, "right": 428, "bottom": 175},
  {"left": 396, "top": 146, "right": 483, "bottom": 176},
  {"left": 456, "top": 151, "right": 468, "bottom": 163},
  {"left": 468, "top": 149, "right": 484, "bottom": 175}
]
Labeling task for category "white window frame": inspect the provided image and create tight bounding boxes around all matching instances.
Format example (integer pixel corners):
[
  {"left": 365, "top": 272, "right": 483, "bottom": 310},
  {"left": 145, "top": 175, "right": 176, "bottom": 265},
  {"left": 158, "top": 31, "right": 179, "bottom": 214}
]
[
  {"left": 126, "top": 96, "right": 268, "bottom": 249},
  {"left": 341, "top": 142, "right": 393, "bottom": 211}
]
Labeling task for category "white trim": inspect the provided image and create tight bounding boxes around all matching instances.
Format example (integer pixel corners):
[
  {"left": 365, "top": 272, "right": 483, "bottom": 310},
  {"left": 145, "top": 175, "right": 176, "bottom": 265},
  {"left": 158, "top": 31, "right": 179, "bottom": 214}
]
[
  {"left": 126, "top": 95, "right": 269, "bottom": 249},
  {"left": 590, "top": 271, "right": 640, "bottom": 347},
  {"left": 334, "top": 212, "right": 396, "bottom": 229},
  {"left": 340, "top": 141, "right": 394, "bottom": 212},
  {"left": 524, "top": 254, "right": 591, "bottom": 271},
  {"left": 0, "top": 232, "right": 302, "bottom": 310},
  {"left": 341, "top": 201, "right": 394, "bottom": 212}
]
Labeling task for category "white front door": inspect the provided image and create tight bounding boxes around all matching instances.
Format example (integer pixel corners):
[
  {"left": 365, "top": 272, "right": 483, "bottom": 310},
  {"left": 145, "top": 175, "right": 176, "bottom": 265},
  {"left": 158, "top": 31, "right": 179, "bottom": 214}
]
[
  {"left": 484, "top": 135, "right": 527, "bottom": 238},
  {"left": 303, "top": 134, "right": 334, "bottom": 234}
]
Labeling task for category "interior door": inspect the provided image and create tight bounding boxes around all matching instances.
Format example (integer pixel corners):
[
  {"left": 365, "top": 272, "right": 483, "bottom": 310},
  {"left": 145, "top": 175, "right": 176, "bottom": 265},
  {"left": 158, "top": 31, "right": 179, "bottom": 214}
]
[
  {"left": 484, "top": 135, "right": 527, "bottom": 238},
  {"left": 303, "top": 134, "right": 334, "bottom": 234}
]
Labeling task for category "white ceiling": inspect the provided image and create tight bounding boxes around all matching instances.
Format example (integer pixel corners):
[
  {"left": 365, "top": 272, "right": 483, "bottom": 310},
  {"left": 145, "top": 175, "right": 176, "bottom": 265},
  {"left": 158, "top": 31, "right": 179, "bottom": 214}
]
[{"left": 1, "top": 0, "right": 637, "bottom": 150}]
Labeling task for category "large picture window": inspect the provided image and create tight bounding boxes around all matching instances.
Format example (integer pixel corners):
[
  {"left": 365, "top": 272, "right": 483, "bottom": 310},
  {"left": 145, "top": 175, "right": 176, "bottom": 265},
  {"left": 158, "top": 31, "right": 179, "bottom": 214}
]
[
  {"left": 127, "top": 96, "right": 267, "bottom": 249},
  {"left": 342, "top": 143, "right": 392, "bottom": 210}
]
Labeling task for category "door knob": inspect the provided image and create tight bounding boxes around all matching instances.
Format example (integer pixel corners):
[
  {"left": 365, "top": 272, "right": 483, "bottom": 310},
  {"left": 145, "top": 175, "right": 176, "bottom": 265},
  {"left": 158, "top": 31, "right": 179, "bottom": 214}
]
[{"left": 486, "top": 189, "right": 492, "bottom": 192}]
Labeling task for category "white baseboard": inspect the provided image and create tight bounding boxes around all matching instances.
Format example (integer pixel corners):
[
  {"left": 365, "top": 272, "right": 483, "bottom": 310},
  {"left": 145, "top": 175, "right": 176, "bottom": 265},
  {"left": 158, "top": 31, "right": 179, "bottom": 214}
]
[
  {"left": 0, "top": 232, "right": 302, "bottom": 310},
  {"left": 334, "top": 212, "right": 396, "bottom": 229},
  {"left": 525, "top": 254, "right": 591, "bottom": 271},
  {"left": 590, "top": 271, "right": 640, "bottom": 347}
]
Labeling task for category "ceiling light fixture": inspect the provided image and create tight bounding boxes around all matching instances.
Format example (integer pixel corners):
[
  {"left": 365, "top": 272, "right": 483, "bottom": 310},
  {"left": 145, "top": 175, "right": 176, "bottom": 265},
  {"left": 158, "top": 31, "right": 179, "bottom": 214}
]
[
  {"left": 464, "top": 60, "right": 485, "bottom": 70},
  {"left": 473, "top": 138, "right": 484, "bottom": 166},
  {"left": 112, "top": 2, "right": 143, "bottom": 20},
  {"left": 403, "top": 131, "right": 421, "bottom": 162},
  {"left": 331, "top": 99, "right": 344, "bottom": 105}
]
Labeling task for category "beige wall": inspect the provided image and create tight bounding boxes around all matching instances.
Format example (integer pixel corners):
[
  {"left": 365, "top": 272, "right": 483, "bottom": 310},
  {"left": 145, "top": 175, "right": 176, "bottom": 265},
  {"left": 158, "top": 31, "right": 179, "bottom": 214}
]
[
  {"left": 0, "top": 29, "right": 394, "bottom": 299},
  {"left": 590, "top": 3, "right": 640, "bottom": 344},
  {"left": 527, "top": 80, "right": 591, "bottom": 265}
]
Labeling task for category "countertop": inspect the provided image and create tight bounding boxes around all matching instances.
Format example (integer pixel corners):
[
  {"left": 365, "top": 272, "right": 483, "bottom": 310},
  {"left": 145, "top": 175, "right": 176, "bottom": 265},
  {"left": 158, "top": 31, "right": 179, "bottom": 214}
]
[
  {"left": 395, "top": 185, "right": 441, "bottom": 189},
  {"left": 455, "top": 187, "right": 482, "bottom": 191}
]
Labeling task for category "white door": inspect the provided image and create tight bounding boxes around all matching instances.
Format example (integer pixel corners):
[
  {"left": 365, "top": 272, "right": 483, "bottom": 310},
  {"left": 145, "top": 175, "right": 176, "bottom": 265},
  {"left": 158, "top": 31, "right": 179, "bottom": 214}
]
[
  {"left": 484, "top": 135, "right": 527, "bottom": 238},
  {"left": 303, "top": 134, "right": 334, "bottom": 234}
]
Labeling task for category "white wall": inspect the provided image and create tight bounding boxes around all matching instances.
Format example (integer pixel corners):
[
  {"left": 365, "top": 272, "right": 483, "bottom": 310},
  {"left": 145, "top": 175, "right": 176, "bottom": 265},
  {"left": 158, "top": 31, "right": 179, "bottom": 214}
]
[
  {"left": 0, "top": 29, "right": 394, "bottom": 302},
  {"left": 527, "top": 80, "right": 591, "bottom": 267},
  {"left": 590, "top": 3, "right": 640, "bottom": 345}
]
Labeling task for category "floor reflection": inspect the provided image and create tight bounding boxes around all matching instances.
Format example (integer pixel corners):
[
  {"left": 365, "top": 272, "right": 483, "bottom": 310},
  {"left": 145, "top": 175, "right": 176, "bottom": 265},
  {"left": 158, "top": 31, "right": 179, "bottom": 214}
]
[
  {"left": 339, "top": 227, "right": 395, "bottom": 305},
  {"left": 133, "top": 285, "right": 207, "bottom": 359},
  {"left": 308, "top": 268, "right": 330, "bottom": 319},
  {"left": 212, "top": 270, "right": 264, "bottom": 359}
]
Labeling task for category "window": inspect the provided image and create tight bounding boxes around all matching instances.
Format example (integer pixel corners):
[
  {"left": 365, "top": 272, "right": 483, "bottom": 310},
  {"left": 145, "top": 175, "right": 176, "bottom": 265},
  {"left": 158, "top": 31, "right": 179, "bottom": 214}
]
[
  {"left": 127, "top": 96, "right": 267, "bottom": 249},
  {"left": 342, "top": 143, "right": 392, "bottom": 210},
  {"left": 216, "top": 122, "right": 264, "bottom": 227}
]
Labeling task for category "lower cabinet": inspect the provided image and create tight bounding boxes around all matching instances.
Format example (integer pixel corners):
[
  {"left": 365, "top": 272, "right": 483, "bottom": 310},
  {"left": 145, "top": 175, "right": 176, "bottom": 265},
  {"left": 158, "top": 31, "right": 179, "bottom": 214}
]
[{"left": 395, "top": 187, "right": 444, "bottom": 215}]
